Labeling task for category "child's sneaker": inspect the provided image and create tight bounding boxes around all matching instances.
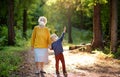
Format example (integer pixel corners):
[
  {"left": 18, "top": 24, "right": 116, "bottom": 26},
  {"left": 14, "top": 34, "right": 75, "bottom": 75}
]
[
  {"left": 56, "top": 72, "right": 60, "bottom": 77},
  {"left": 63, "top": 73, "right": 68, "bottom": 77},
  {"left": 56, "top": 73, "right": 60, "bottom": 77}
]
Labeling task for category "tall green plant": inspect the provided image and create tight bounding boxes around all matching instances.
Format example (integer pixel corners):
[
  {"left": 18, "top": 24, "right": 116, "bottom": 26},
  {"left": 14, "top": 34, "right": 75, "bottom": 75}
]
[{"left": 0, "top": 26, "right": 8, "bottom": 48}]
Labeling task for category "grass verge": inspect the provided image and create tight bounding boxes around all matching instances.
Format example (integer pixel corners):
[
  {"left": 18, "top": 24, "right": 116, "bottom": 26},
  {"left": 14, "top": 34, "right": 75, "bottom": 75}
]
[{"left": 0, "top": 46, "right": 28, "bottom": 77}]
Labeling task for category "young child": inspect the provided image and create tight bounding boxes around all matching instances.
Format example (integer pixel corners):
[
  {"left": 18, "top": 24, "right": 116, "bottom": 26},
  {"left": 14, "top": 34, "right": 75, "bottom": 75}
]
[{"left": 50, "top": 27, "right": 67, "bottom": 77}]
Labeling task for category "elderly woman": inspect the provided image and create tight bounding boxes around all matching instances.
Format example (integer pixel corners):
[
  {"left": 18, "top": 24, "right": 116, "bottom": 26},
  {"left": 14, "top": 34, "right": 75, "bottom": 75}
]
[{"left": 31, "top": 16, "right": 51, "bottom": 75}]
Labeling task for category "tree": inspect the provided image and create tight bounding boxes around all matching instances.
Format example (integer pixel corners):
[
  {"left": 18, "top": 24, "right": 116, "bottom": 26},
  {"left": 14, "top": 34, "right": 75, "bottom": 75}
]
[
  {"left": 92, "top": 3, "right": 104, "bottom": 50},
  {"left": 23, "top": 9, "right": 27, "bottom": 39},
  {"left": 22, "top": 0, "right": 31, "bottom": 39},
  {"left": 67, "top": 8, "right": 73, "bottom": 43},
  {"left": 0, "top": 0, "right": 8, "bottom": 26},
  {"left": 20, "top": 0, "right": 40, "bottom": 39},
  {"left": 110, "top": 0, "right": 118, "bottom": 52},
  {"left": 65, "top": 1, "right": 73, "bottom": 43},
  {"left": 44, "top": 0, "right": 73, "bottom": 43},
  {"left": 8, "top": 0, "right": 15, "bottom": 45}
]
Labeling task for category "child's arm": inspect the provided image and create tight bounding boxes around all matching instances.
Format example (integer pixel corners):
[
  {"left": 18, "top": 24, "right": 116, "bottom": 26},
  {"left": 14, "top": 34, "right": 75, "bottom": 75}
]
[
  {"left": 59, "top": 26, "right": 66, "bottom": 41},
  {"left": 48, "top": 45, "right": 53, "bottom": 50},
  {"left": 63, "top": 26, "right": 66, "bottom": 33}
]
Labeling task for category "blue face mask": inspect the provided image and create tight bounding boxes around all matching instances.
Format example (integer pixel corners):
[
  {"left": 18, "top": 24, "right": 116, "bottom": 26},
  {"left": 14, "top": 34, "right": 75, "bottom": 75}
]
[{"left": 39, "top": 21, "right": 45, "bottom": 27}]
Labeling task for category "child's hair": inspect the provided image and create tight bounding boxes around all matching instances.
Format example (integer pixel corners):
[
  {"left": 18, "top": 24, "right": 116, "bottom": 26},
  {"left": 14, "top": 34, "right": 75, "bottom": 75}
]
[
  {"left": 50, "top": 34, "right": 57, "bottom": 39},
  {"left": 50, "top": 34, "right": 58, "bottom": 41}
]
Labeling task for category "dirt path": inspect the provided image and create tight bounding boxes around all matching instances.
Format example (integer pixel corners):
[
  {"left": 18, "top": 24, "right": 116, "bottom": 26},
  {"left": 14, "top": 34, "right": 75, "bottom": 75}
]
[{"left": 16, "top": 47, "right": 120, "bottom": 77}]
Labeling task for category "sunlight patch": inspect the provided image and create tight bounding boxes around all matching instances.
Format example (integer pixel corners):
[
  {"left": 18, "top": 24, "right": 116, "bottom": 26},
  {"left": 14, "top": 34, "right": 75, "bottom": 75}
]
[
  {"left": 46, "top": 0, "right": 57, "bottom": 6},
  {"left": 65, "top": 54, "right": 96, "bottom": 66},
  {"left": 78, "top": 55, "right": 96, "bottom": 66}
]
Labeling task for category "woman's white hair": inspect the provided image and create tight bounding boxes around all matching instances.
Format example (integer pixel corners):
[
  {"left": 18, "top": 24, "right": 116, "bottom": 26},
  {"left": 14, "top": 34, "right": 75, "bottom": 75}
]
[{"left": 38, "top": 16, "right": 47, "bottom": 25}]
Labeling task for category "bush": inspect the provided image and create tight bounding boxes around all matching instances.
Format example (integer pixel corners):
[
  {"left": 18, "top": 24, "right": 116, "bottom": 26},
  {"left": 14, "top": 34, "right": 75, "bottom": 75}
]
[
  {"left": 0, "top": 26, "right": 8, "bottom": 48},
  {"left": 15, "top": 28, "right": 32, "bottom": 47},
  {"left": 114, "top": 48, "right": 120, "bottom": 59},
  {"left": 64, "top": 27, "right": 92, "bottom": 45},
  {"left": 0, "top": 46, "right": 24, "bottom": 77}
]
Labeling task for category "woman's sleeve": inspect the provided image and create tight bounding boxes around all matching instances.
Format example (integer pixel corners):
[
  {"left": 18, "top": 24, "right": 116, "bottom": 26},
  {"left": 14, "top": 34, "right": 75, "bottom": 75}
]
[
  {"left": 31, "top": 27, "right": 36, "bottom": 47},
  {"left": 47, "top": 29, "right": 51, "bottom": 46}
]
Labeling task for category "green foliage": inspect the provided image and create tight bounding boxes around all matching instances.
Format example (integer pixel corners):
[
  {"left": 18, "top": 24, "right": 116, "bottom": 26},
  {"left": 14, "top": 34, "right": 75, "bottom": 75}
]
[
  {"left": 92, "top": 46, "right": 120, "bottom": 59},
  {"left": 15, "top": 30, "right": 27, "bottom": 46},
  {"left": 0, "top": 0, "right": 8, "bottom": 16},
  {"left": 103, "top": 46, "right": 110, "bottom": 54},
  {"left": 113, "top": 48, "right": 120, "bottom": 59},
  {"left": 15, "top": 28, "right": 32, "bottom": 47},
  {"left": 88, "top": 0, "right": 108, "bottom": 6},
  {"left": 0, "top": 26, "right": 8, "bottom": 48},
  {"left": 72, "top": 28, "right": 92, "bottom": 44},
  {"left": 0, "top": 46, "right": 25, "bottom": 77},
  {"left": 64, "top": 27, "right": 92, "bottom": 45},
  {"left": 0, "top": 26, "right": 32, "bottom": 48},
  {"left": 92, "top": 49, "right": 114, "bottom": 59},
  {"left": 101, "top": 3, "right": 110, "bottom": 40}
]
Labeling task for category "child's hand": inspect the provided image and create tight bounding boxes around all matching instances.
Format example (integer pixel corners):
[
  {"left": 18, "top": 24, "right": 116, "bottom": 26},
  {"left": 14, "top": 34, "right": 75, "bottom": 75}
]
[
  {"left": 48, "top": 45, "right": 52, "bottom": 50},
  {"left": 63, "top": 26, "right": 66, "bottom": 33},
  {"left": 31, "top": 46, "right": 34, "bottom": 51}
]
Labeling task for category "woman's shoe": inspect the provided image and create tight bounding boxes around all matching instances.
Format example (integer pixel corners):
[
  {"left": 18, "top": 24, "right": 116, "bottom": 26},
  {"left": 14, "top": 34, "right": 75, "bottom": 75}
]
[
  {"left": 40, "top": 70, "right": 46, "bottom": 74},
  {"left": 40, "top": 71, "right": 46, "bottom": 77},
  {"left": 35, "top": 70, "right": 40, "bottom": 74}
]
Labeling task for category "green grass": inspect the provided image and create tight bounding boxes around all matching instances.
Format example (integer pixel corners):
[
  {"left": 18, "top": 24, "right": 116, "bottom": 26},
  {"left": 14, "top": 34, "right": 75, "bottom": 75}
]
[{"left": 0, "top": 46, "right": 27, "bottom": 77}]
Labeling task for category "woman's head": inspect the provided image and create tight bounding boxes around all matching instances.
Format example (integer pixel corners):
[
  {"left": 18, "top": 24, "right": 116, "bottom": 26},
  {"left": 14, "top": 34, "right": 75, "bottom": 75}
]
[
  {"left": 38, "top": 16, "right": 47, "bottom": 27},
  {"left": 50, "top": 34, "right": 58, "bottom": 42}
]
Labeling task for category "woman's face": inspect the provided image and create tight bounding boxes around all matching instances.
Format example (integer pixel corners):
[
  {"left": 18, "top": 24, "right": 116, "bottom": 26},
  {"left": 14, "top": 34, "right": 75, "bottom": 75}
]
[
  {"left": 39, "top": 18, "right": 46, "bottom": 27},
  {"left": 40, "top": 18, "right": 45, "bottom": 23}
]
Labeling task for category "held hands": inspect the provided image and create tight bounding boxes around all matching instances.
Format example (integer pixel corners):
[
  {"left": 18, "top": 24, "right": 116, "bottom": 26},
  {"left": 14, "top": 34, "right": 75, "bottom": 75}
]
[
  {"left": 31, "top": 46, "right": 34, "bottom": 51},
  {"left": 63, "top": 26, "right": 66, "bottom": 33}
]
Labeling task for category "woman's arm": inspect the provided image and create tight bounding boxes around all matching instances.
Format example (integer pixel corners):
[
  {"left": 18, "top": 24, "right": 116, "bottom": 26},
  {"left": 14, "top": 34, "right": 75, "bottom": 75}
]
[{"left": 31, "top": 27, "right": 36, "bottom": 51}]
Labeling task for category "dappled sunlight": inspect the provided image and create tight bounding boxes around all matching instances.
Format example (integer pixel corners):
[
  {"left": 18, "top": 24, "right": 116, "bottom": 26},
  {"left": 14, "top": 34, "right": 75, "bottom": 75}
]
[
  {"left": 45, "top": 46, "right": 120, "bottom": 77},
  {"left": 46, "top": 0, "right": 57, "bottom": 6},
  {"left": 63, "top": 46, "right": 96, "bottom": 66},
  {"left": 77, "top": 55, "right": 96, "bottom": 66},
  {"left": 64, "top": 52, "right": 97, "bottom": 66}
]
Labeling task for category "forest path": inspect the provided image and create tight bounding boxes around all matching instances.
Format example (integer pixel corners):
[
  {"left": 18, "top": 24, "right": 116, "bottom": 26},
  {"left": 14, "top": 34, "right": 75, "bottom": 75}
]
[{"left": 17, "top": 47, "right": 120, "bottom": 77}]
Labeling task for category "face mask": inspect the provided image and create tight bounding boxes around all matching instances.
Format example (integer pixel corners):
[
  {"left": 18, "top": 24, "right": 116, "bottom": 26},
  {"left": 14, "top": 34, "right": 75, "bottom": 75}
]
[{"left": 39, "top": 21, "right": 45, "bottom": 27}]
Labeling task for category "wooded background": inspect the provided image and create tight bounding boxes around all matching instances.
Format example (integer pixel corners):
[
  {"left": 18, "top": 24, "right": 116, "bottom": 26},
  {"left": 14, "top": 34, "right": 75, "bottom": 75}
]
[{"left": 0, "top": 0, "right": 120, "bottom": 53}]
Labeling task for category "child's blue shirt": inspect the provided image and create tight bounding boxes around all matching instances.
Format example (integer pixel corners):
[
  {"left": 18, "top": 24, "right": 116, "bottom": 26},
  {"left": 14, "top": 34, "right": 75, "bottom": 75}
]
[{"left": 51, "top": 32, "right": 65, "bottom": 55}]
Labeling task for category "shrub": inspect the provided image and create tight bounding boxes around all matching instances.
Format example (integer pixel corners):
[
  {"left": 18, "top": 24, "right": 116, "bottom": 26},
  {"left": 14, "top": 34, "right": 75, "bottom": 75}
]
[
  {"left": 0, "top": 46, "right": 24, "bottom": 77},
  {"left": 0, "top": 26, "right": 8, "bottom": 49}
]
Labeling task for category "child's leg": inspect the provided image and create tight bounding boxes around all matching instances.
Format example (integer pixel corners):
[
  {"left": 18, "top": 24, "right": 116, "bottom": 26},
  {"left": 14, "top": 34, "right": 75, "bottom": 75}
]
[
  {"left": 60, "top": 53, "right": 67, "bottom": 73},
  {"left": 55, "top": 54, "right": 60, "bottom": 74},
  {"left": 60, "top": 53, "right": 67, "bottom": 77}
]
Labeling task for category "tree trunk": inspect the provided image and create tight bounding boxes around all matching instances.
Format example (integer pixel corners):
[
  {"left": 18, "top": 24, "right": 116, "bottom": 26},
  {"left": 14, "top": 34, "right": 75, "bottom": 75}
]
[
  {"left": 110, "top": 0, "right": 118, "bottom": 52},
  {"left": 79, "top": 1, "right": 84, "bottom": 29},
  {"left": 23, "top": 9, "right": 27, "bottom": 39},
  {"left": 8, "top": 0, "right": 15, "bottom": 45},
  {"left": 67, "top": 7, "right": 73, "bottom": 43},
  {"left": 92, "top": 3, "right": 104, "bottom": 50},
  {"left": 68, "top": 15, "right": 73, "bottom": 43}
]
